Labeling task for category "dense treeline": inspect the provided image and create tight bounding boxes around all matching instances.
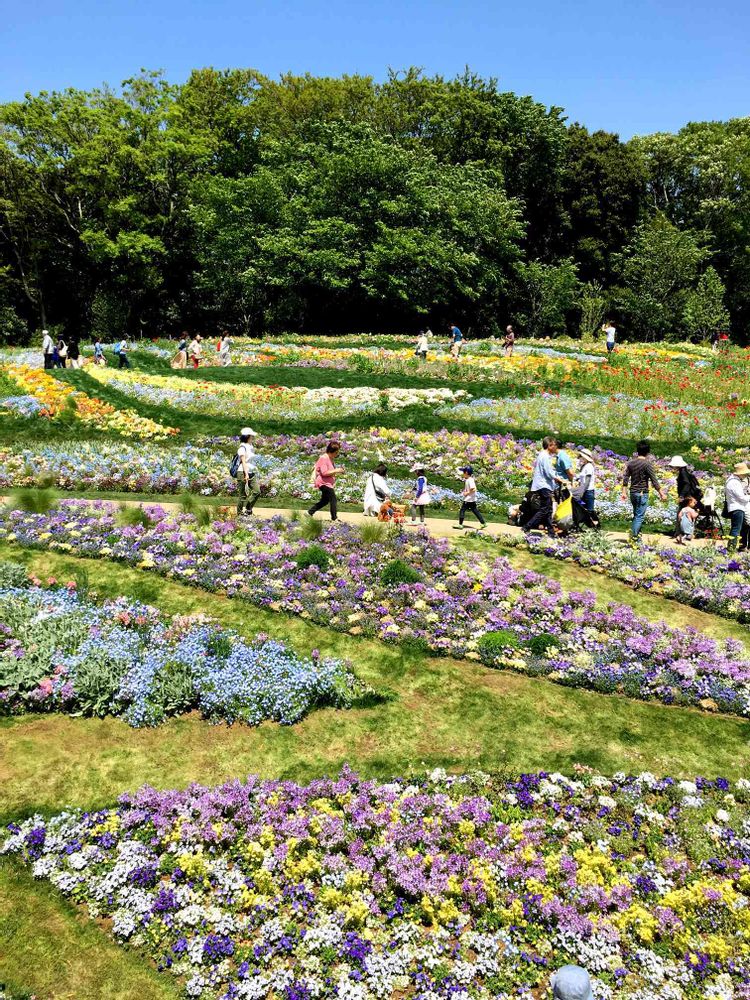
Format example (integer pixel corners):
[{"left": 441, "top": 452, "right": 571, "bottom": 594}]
[{"left": 0, "top": 68, "right": 748, "bottom": 342}]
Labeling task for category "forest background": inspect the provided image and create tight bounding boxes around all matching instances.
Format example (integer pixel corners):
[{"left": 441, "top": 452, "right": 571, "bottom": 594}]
[{"left": 0, "top": 68, "right": 747, "bottom": 343}]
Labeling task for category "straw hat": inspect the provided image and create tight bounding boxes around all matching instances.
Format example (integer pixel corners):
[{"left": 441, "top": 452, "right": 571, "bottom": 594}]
[
  {"left": 578, "top": 448, "right": 595, "bottom": 463},
  {"left": 669, "top": 456, "right": 688, "bottom": 468},
  {"left": 733, "top": 462, "right": 750, "bottom": 476}
]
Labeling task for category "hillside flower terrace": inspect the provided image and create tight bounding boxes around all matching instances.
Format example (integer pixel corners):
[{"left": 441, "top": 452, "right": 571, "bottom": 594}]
[{"left": 2, "top": 500, "right": 748, "bottom": 717}]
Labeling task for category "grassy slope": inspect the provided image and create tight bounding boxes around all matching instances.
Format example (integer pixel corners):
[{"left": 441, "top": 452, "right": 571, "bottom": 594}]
[
  {"left": 0, "top": 860, "right": 180, "bottom": 1000},
  {"left": 2, "top": 540, "right": 749, "bottom": 826}
]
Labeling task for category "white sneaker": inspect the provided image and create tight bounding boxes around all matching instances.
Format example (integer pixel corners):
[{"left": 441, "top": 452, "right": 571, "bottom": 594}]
[{"left": 409, "top": 518, "right": 418, "bottom": 525}]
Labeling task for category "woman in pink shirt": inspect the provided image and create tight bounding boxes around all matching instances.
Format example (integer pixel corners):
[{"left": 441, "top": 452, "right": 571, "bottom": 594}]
[{"left": 307, "top": 441, "right": 344, "bottom": 521}]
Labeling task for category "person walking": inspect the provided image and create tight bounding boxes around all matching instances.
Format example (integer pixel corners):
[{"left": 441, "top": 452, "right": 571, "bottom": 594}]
[
  {"left": 67, "top": 336, "right": 81, "bottom": 369},
  {"left": 408, "top": 464, "right": 431, "bottom": 525},
  {"left": 525, "top": 438, "right": 565, "bottom": 536},
  {"left": 171, "top": 336, "right": 188, "bottom": 369},
  {"left": 56, "top": 336, "right": 68, "bottom": 368},
  {"left": 602, "top": 320, "right": 617, "bottom": 355},
  {"left": 41, "top": 329, "right": 55, "bottom": 369},
  {"left": 415, "top": 330, "right": 429, "bottom": 361},
  {"left": 453, "top": 466, "right": 486, "bottom": 530},
  {"left": 233, "top": 426, "right": 261, "bottom": 516},
  {"left": 573, "top": 447, "right": 597, "bottom": 512},
  {"left": 188, "top": 335, "right": 203, "bottom": 369},
  {"left": 307, "top": 441, "right": 344, "bottom": 521},
  {"left": 363, "top": 463, "right": 390, "bottom": 516},
  {"left": 218, "top": 332, "right": 232, "bottom": 367},
  {"left": 93, "top": 338, "right": 106, "bottom": 366},
  {"left": 620, "top": 440, "right": 667, "bottom": 543},
  {"left": 448, "top": 323, "right": 463, "bottom": 359},
  {"left": 725, "top": 462, "right": 750, "bottom": 552},
  {"left": 115, "top": 338, "right": 130, "bottom": 369},
  {"left": 503, "top": 325, "right": 515, "bottom": 358}
]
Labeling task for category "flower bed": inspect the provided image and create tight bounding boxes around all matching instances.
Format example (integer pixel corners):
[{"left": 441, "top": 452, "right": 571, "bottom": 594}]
[
  {"left": 517, "top": 531, "right": 750, "bottom": 624},
  {"left": 1, "top": 363, "right": 178, "bottom": 438},
  {"left": 5, "top": 767, "right": 750, "bottom": 999},
  {"left": 85, "top": 367, "right": 471, "bottom": 418},
  {"left": 2, "top": 501, "right": 748, "bottom": 716},
  {"left": 441, "top": 392, "right": 750, "bottom": 444},
  {"left": 0, "top": 561, "right": 361, "bottom": 726}
]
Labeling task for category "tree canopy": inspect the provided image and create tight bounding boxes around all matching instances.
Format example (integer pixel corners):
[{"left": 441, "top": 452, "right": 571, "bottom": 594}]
[{"left": 0, "top": 67, "right": 746, "bottom": 341}]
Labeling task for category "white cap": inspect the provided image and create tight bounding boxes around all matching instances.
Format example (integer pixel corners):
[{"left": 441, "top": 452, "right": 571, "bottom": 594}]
[
  {"left": 240, "top": 427, "right": 258, "bottom": 437},
  {"left": 42, "top": 329, "right": 49, "bottom": 335}
]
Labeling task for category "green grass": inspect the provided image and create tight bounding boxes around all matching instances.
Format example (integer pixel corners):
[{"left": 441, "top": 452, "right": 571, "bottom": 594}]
[
  {"left": 0, "top": 859, "right": 181, "bottom": 1000},
  {"left": 2, "top": 541, "right": 749, "bottom": 829}
]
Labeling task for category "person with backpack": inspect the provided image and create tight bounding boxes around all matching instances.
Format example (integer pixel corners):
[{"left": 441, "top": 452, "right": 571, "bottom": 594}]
[
  {"left": 363, "top": 463, "right": 390, "bottom": 516},
  {"left": 231, "top": 426, "right": 261, "bottom": 516},
  {"left": 724, "top": 462, "right": 750, "bottom": 552},
  {"left": 307, "top": 441, "right": 344, "bottom": 521}
]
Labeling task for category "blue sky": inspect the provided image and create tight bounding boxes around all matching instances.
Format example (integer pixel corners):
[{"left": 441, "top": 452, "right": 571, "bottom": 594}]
[{"left": 1, "top": 0, "right": 748, "bottom": 137}]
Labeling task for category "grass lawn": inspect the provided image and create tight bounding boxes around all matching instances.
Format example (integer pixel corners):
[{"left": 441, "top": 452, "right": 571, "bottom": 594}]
[
  {"left": 2, "top": 540, "right": 749, "bottom": 826},
  {"left": 0, "top": 860, "right": 181, "bottom": 1000}
]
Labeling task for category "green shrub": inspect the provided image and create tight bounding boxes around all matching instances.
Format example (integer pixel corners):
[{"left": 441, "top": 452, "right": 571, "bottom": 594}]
[
  {"left": 117, "top": 504, "right": 152, "bottom": 528},
  {"left": 477, "top": 629, "right": 520, "bottom": 665},
  {"left": 380, "top": 559, "right": 421, "bottom": 586},
  {"left": 524, "top": 633, "right": 561, "bottom": 656},
  {"left": 294, "top": 543, "right": 330, "bottom": 571}
]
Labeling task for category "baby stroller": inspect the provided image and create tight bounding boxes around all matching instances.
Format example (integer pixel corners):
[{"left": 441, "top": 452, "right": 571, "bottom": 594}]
[{"left": 693, "top": 486, "right": 724, "bottom": 539}]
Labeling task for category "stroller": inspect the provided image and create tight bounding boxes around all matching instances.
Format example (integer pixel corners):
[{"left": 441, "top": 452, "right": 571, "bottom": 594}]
[{"left": 693, "top": 485, "right": 724, "bottom": 539}]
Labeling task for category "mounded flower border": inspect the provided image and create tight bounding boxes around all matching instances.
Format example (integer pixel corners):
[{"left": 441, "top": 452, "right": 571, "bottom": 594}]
[
  {"left": 4, "top": 767, "right": 750, "bottom": 1000},
  {"left": 0, "top": 564, "right": 364, "bottom": 727},
  {"left": 1, "top": 501, "right": 748, "bottom": 718}
]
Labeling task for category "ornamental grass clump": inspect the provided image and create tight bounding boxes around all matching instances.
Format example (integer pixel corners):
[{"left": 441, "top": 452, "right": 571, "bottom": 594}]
[{"left": 380, "top": 558, "right": 421, "bottom": 586}]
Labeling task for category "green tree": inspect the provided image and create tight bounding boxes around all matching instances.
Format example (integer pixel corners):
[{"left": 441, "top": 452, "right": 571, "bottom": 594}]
[
  {"left": 578, "top": 280, "right": 607, "bottom": 341},
  {"left": 614, "top": 215, "right": 708, "bottom": 340},
  {"left": 515, "top": 259, "right": 579, "bottom": 337},
  {"left": 562, "top": 125, "right": 645, "bottom": 285},
  {"left": 683, "top": 267, "right": 729, "bottom": 341}
]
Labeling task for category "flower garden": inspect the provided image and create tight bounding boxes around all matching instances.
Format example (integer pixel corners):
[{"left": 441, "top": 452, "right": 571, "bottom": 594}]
[{"left": 2, "top": 334, "right": 750, "bottom": 1000}]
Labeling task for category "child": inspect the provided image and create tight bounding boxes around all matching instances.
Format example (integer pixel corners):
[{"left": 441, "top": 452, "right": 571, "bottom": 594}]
[
  {"left": 408, "top": 464, "right": 431, "bottom": 525},
  {"left": 453, "top": 465, "right": 486, "bottom": 529},
  {"left": 676, "top": 495, "right": 698, "bottom": 544}
]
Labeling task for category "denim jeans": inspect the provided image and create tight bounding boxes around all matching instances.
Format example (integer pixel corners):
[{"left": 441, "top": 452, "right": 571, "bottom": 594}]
[
  {"left": 630, "top": 491, "right": 649, "bottom": 538},
  {"left": 729, "top": 508, "right": 745, "bottom": 539},
  {"left": 582, "top": 489, "right": 595, "bottom": 513}
]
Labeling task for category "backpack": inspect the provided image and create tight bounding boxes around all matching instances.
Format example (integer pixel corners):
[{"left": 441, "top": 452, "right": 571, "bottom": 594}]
[{"left": 230, "top": 454, "right": 241, "bottom": 477}]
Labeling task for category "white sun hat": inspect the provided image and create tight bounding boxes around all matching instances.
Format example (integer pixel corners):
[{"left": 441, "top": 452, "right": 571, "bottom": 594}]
[
  {"left": 240, "top": 427, "right": 258, "bottom": 437},
  {"left": 669, "top": 455, "right": 688, "bottom": 468}
]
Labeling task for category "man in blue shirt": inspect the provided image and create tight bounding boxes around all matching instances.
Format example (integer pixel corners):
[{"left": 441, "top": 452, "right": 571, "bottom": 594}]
[
  {"left": 449, "top": 324, "right": 463, "bottom": 358},
  {"left": 525, "top": 438, "right": 564, "bottom": 536}
]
